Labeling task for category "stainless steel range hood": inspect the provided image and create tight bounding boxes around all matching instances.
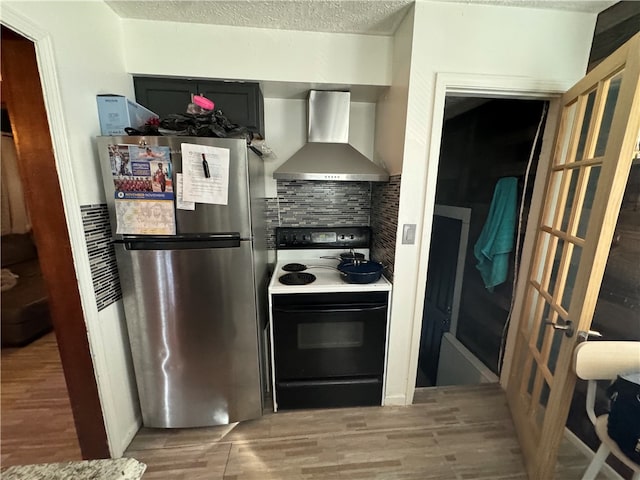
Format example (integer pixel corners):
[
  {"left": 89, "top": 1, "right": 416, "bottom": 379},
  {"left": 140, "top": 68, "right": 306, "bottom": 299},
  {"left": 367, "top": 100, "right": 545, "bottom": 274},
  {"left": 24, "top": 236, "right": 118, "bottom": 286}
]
[{"left": 273, "top": 90, "right": 389, "bottom": 182}]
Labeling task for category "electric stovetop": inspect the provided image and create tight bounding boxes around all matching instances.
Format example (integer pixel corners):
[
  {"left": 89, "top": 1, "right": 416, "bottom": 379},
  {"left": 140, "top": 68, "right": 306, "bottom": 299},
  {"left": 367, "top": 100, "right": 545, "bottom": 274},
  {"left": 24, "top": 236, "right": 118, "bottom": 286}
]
[{"left": 268, "top": 227, "right": 392, "bottom": 295}]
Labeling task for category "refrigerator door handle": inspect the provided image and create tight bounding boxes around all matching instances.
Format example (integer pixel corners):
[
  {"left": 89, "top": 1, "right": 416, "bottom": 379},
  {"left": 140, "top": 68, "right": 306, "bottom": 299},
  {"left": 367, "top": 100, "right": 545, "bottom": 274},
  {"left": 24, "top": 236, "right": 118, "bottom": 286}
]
[{"left": 114, "top": 233, "right": 242, "bottom": 251}]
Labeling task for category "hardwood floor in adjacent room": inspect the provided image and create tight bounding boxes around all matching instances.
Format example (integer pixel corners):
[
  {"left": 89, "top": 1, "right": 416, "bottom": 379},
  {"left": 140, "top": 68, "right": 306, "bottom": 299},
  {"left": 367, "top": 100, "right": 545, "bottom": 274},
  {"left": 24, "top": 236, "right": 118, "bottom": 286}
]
[
  {"left": 125, "top": 384, "right": 607, "bottom": 479},
  {"left": 1, "top": 332, "right": 81, "bottom": 467}
]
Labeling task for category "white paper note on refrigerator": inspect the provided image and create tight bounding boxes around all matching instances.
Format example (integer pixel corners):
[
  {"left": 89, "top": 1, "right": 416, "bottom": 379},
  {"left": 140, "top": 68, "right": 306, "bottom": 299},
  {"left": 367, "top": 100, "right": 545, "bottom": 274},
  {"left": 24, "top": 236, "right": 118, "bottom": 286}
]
[
  {"left": 181, "top": 143, "right": 230, "bottom": 205},
  {"left": 175, "top": 173, "right": 196, "bottom": 210}
]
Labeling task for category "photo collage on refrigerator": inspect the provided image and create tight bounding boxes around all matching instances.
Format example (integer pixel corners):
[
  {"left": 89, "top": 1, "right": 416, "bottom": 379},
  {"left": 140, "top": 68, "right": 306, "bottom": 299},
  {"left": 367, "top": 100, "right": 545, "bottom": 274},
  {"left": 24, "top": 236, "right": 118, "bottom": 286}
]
[{"left": 109, "top": 144, "right": 175, "bottom": 235}]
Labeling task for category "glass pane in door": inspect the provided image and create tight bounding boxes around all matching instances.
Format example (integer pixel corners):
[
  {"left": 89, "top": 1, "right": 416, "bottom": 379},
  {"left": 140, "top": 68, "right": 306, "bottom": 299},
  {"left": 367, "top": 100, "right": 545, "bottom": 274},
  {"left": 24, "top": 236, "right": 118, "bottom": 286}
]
[
  {"left": 556, "top": 102, "right": 578, "bottom": 166},
  {"left": 527, "top": 361, "right": 538, "bottom": 396},
  {"left": 523, "top": 288, "right": 542, "bottom": 333},
  {"left": 533, "top": 232, "right": 553, "bottom": 285},
  {"left": 560, "top": 245, "right": 582, "bottom": 311},
  {"left": 534, "top": 381, "right": 552, "bottom": 428},
  {"left": 536, "top": 302, "right": 553, "bottom": 351},
  {"left": 595, "top": 72, "right": 624, "bottom": 157},
  {"left": 547, "top": 239, "right": 566, "bottom": 297},
  {"left": 547, "top": 329, "right": 564, "bottom": 374},
  {"left": 575, "top": 90, "right": 597, "bottom": 161},
  {"left": 576, "top": 166, "right": 602, "bottom": 239},
  {"left": 543, "top": 171, "right": 563, "bottom": 227},
  {"left": 561, "top": 169, "right": 580, "bottom": 232}
]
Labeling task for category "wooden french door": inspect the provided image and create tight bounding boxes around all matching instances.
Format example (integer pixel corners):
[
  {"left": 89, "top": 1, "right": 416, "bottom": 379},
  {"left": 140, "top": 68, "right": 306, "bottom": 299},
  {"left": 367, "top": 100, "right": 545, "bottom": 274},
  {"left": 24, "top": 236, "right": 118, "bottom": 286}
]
[{"left": 506, "top": 33, "right": 640, "bottom": 479}]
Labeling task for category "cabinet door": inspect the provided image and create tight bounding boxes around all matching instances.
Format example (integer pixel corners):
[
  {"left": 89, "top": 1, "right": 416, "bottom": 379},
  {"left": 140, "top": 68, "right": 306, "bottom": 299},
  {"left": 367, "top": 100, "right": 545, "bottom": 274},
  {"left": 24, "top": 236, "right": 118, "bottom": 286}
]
[
  {"left": 133, "top": 77, "right": 195, "bottom": 119},
  {"left": 197, "top": 81, "right": 264, "bottom": 136},
  {"left": 133, "top": 77, "right": 265, "bottom": 137}
]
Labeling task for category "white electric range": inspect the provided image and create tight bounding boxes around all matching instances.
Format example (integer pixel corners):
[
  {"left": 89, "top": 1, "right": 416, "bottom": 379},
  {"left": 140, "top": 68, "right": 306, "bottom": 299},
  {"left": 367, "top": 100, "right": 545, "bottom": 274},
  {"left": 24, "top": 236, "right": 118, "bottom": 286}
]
[
  {"left": 268, "top": 226, "right": 392, "bottom": 294},
  {"left": 267, "top": 227, "right": 392, "bottom": 412},
  {"left": 269, "top": 250, "right": 392, "bottom": 294}
]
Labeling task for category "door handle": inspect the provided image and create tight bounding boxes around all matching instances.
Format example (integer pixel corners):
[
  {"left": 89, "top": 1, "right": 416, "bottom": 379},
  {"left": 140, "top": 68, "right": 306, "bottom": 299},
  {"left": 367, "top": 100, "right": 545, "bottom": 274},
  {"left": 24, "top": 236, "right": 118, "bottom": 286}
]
[
  {"left": 545, "top": 320, "right": 574, "bottom": 337},
  {"left": 577, "top": 329, "right": 603, "bottom": 341}
]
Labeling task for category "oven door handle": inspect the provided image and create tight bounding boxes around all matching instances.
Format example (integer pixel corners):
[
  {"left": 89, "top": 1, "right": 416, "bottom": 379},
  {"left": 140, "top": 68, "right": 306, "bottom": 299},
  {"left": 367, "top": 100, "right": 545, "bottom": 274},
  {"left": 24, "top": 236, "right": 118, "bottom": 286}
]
[
  {"left": 278, "top": 377, "right": 381, "bottom": 387},
  {"left": 273, "top": 304, "right": 387, "bottom": 314}
]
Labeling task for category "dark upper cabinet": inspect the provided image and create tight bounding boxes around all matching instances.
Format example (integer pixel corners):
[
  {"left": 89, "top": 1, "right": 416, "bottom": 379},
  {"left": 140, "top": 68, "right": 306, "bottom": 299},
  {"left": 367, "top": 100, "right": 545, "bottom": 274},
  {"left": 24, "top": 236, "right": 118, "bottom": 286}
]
[
  {"left": 134, "top": 78, "right": 193, "bottom": 120},
  {"left": 133, "top": 77, "right": 265, "bottom": 137},
  {"left": 197, "top": 82, "right": 264, "bottom": 137}
]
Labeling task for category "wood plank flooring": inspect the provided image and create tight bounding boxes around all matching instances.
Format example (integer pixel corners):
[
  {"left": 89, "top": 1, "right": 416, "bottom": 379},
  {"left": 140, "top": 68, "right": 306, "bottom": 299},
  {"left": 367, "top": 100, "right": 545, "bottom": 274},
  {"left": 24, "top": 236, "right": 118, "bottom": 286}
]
[
  {"left": 1, "top": 333, "right": 608, "bottom": 479},
  {"left": 1, "top": 332, "right": 81, "bottom": 467},
  {"left": 126, "top": 384, "right": 608, "bottom": 479}
]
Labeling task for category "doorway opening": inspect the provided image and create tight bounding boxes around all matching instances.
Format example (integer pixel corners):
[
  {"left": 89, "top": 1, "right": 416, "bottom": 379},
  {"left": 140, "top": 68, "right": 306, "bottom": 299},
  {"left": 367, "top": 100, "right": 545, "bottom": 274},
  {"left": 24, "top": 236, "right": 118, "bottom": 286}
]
[
  {"left": 1, "top": 25, "right": 109, "bottom": 461},
  {"left": 0, "top": 32, "right": 82, "bottom": 465},
  {"left": 416, "top": 96, "right": 548, "bottom": 388},
  {"left": 0, "top": 102, "right": 82, "bottom": 464}
]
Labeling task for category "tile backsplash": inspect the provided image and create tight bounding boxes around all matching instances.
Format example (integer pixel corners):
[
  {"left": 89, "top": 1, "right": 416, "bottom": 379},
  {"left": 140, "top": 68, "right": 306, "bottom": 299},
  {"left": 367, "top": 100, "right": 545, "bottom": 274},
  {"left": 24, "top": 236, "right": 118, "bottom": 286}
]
[
  {"left": 264, "top": 177, "right": 401, "bottom": 283},
  {"left": 371, "top": 175, "right": 401, "bottom": 281},
  {"left": 265, "top": 180, "right": 371, "bottom": 249},
  {"left": 80, "top": 204, "right": 122, "bottom": 311}
]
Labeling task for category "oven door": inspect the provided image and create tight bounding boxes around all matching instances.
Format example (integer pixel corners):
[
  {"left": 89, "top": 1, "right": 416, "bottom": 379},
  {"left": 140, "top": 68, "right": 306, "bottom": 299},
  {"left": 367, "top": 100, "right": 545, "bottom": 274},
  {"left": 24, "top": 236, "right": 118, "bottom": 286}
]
[
  {"left": 272, "top": 292, "right": 388, "bottom": 380},
  {"left": 272, "top": 291, "right": 388, "bottom": 409}
]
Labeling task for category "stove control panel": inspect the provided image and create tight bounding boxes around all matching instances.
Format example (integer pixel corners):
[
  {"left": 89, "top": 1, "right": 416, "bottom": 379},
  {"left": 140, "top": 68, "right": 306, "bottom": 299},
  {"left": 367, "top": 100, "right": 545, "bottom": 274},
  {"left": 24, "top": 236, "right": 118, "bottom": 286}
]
[{"left": 276, "top": 226, "right": 370, "bottom": 249}]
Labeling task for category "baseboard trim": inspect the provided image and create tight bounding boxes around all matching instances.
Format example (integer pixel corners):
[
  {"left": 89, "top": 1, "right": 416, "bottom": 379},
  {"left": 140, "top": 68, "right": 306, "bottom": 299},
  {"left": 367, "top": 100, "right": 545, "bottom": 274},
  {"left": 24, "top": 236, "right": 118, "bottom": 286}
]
[
  {"left": 564, "top": 427, "right": 623, "bottom": 480},
  {"left": 114, "top": 417, "right": 142, "bottom": 458},
  {"left": 383, "top": 394, "right": 407, "bottom": 406}
]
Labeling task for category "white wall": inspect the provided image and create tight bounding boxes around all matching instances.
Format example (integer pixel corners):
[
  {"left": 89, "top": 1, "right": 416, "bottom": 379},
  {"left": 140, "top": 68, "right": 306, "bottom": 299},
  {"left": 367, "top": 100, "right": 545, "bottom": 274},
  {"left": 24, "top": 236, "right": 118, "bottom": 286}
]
[
  {"left": 374, "top": 6, "right": 414, "bottom": 176},
  {"left": 2, "top": 1, "right": 140, "bottom": 457},
  {"left": 262, "top": 98, "right": 307, "bottom": 197},
  {"left": 122, "top": 19, "right": 392, "bottom": 87},
  {"left": 384, "top": 0, "right": 597, "bottom": 405},
  {"left": 122, "top": 18, "right": 384, "bottom": 198}
]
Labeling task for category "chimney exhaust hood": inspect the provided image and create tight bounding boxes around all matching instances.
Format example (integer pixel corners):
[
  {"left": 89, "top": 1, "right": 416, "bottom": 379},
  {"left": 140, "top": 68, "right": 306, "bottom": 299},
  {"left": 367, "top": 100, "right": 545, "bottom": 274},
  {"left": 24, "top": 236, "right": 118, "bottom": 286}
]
[{"left": 273, "top": 90, "right": 389, "bottom": 182}]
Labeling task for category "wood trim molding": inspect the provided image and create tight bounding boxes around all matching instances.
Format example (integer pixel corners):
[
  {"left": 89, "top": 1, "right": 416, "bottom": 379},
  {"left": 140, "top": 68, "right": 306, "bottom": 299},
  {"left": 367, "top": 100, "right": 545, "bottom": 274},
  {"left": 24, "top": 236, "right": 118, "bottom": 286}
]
[
  {"left": 405, "top": 72, "right": 566, "bottom": 404},
  {"left": 1, "top": 28, "right": 110, "bottom": 459}
]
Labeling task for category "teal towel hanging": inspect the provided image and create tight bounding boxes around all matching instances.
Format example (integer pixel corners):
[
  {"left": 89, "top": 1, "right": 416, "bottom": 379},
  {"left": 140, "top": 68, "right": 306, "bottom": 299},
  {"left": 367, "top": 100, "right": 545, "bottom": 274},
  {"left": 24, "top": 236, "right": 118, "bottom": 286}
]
[{"left": 474, "top": 177, "right": 518, "bottom": 291}]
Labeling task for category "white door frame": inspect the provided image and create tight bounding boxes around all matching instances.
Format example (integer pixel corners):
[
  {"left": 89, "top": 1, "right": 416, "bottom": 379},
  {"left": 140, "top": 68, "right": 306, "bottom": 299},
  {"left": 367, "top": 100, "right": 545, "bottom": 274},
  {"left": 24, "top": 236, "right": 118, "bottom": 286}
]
[{"left": 406, "top": 72, "right": 570, "bottom": 403}]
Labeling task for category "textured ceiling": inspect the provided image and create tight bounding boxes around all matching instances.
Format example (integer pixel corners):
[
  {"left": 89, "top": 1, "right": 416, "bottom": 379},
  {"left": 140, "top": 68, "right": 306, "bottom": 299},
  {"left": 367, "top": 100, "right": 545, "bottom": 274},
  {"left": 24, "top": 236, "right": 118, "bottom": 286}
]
[
  {"left": 434, "top": 0, "right": 616, "bottom": 14},
  {"left": 105, "top": 0, "right": 414, "bottom": 35},
  {"left": 105, "top": 0, "right": 616, "bottom": 35}
]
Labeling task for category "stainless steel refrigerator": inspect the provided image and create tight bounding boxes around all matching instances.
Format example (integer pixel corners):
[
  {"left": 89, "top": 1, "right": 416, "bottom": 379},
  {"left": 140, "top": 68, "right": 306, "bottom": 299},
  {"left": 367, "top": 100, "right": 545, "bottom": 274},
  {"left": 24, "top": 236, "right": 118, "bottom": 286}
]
[{"left": 96, "top": 136, "right": 267, "bottom": 428}]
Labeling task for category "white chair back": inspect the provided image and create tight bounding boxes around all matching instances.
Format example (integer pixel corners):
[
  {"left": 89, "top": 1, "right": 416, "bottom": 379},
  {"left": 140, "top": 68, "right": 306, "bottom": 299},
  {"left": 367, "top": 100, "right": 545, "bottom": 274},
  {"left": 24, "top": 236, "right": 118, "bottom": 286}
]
[
  {"left": 573, "top": 341, "right": 640, "bottom": 381},
  {"left": 572, "top": 341, "right": 640, "bottom": 480}
]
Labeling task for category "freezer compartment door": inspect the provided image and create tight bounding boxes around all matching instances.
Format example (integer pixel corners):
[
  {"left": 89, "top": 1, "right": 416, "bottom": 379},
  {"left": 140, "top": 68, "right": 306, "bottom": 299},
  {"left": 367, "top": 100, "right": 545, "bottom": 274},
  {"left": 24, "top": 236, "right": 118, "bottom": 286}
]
[
  {"left": 171, "top": 138, "right": 252, "bottom": 237},
  {"left": 116, "top": 239, "right": 262, "bottom": 427},
  {"left": 96, "top": 136, "right": 253, "bottom": 238}
]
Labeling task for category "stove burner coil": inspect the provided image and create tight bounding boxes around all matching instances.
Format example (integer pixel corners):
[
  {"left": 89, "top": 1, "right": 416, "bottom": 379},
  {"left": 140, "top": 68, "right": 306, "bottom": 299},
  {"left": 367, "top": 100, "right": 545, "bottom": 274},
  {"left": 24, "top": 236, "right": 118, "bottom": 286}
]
[
  {"left": 279, "top": 272, "right": 316, "bottom": 285},
  {"left": 282, "top": 263, "right": 307, "bottom": 272}
]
